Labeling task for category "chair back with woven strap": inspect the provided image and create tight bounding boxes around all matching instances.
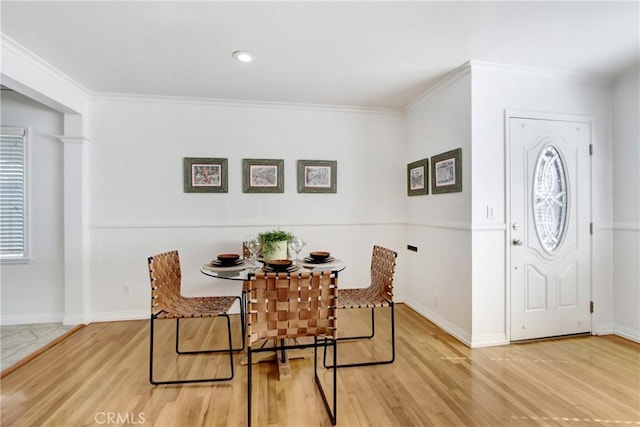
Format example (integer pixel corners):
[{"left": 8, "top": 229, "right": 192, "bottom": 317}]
[
  {"left": 338, "top": 245, "right": 397, "bottom": 309},
  {"left": 148, "top": 250, "right": 183, "bottom": 319},
  {"left": 149, "top": 250, "right": 237, "bottom": 319},
  {"left": 369, "top": 245, "right": 397, "bottom": 305},
  {"left": 246, "top": 271, "right": 338, "bottom": 346}
]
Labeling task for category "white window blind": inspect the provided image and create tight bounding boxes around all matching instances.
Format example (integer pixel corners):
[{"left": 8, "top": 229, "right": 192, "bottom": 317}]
[{"left": 0, "top": 127, "right": 28, "bottom": 260}]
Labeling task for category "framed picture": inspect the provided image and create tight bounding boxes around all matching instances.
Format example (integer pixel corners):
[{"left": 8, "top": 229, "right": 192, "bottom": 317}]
[
  {"left": 243, "top": 158, "right": 284, "bottom": 193},
  {"left": 183, "top": 157, "right": 228, "bottom": 193},
  {"left": 407, "top": 158, "right": 429, "bottom": 196},
  {"left": 431, "top": 148, "right": 462, "bottom": 194},
  {"left": 297, "top": 160, "right": 337, "bottom": 193}
]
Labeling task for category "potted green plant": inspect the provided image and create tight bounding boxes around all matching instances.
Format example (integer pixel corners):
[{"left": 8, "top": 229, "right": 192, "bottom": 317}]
[{"left": 258, "top": 229, "right": 294, "bottom": 261}]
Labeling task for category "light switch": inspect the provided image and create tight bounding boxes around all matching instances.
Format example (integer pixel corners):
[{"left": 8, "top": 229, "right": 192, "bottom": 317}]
[{"left": 486, "top": 205, "right": 495, "bottom": 219}]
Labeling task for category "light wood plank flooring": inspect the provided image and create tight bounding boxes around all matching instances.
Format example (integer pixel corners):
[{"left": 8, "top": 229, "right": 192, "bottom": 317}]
[{"left": 1, "top": 304, "right": 638, "bottom": 426}]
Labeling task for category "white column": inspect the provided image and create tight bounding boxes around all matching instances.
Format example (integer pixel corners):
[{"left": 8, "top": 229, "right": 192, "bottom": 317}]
[{"left": 58, "top": 135, "right": 91, "bottom": 325}]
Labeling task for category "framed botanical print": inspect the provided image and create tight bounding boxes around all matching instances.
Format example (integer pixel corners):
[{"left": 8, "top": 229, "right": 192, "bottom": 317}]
[
  {"left": 297, "top": 160, "right": 337, "bottom": 193},
  {"left": 431, "top": 148, "right": 462, "bottom": 194},
  {"left": 183, "top": 157, "right": 228, "bottom": 193},
  {"left": 407, "top": 158, "right": 429, "bottom": 196},
  {"left": 242, "top": 158, "right": 284, "bottom": 193}
]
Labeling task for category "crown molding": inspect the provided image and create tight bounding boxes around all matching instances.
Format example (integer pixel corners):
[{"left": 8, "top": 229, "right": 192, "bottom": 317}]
[
  {"left": 468, "top": 60, "right": 613, "bottom": 86},
  {"left": 91, "top": 92, "right": 403, "bottom": 116},
  {"left": 403, "top": 62, "right": 472, "bottom": 114},
  {"left": 1, "top": 33, "right": 91, "bottom": 99}
]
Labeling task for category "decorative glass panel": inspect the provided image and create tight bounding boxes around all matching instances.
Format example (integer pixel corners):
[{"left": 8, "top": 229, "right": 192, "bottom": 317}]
[{"left": 533, "top": 145, "right": 568, "bottom": 253}]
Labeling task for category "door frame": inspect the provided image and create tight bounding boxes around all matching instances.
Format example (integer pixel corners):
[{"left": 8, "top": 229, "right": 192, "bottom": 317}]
[{"left": 504, "top": 109, "right": 593, "bottom": 342}]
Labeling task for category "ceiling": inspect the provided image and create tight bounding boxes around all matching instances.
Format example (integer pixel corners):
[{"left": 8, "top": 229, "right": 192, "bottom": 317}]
[{"left": 1, "top": 1, "right": 638, "bottom": 110}]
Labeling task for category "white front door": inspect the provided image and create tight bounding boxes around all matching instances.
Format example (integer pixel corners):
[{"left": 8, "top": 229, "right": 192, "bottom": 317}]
[{"left": 509, "top": 115, "right": 591, "bottom": 341}]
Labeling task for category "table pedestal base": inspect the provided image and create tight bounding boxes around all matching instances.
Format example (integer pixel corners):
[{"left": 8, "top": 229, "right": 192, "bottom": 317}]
[{"left": 240, "top": 338, "right": 314, "bottom": 381}]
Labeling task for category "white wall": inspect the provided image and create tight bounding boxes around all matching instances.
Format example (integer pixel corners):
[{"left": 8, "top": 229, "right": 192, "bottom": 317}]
[
  {"left": 612, "top": 69, "right": 640, "bottom": 341},
  {"left": 88, "top": 96, "right": 406, "bottom": 320},
  {"left": 470, "top": 62, "right": 615, "bottom": 343},
  {"left": 0, "top": 91, "right": 65, "bottom": 324},
  {"left": 404, "top": 67, "right": 474, "bottom": 344}
]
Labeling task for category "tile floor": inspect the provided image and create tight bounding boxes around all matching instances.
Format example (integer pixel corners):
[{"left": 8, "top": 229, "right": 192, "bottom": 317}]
[{"left": 1, "top": 323, "right": 76, "bottom": 371}]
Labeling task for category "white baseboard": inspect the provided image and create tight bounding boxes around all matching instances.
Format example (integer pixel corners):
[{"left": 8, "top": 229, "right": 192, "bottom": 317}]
[
  {"left": 405, "top": 301, "right": 473, "bottom": 347},
  {"left": 594, "top": 322, "right": 614, "bottom": 336},
  {"left": 470, "top": 333, "right": 509, "bottom": 348},
  {"left": 613, "top": 324, "right": 640, "bottom": 343},
  {"left": 62, "top": 314, "right": 86, "bottom": 326},
  {"left": 88, "top": 307, "right": 243, "bottom": 323},
  {"left": 90, "top": 310, "right": 149, "bottom": 323},
  {"left": 1, "top": 312, "right": 64, "bottom": 325},
  {"left": 405, "top": 303, "right": 508, "bottom": 348}
]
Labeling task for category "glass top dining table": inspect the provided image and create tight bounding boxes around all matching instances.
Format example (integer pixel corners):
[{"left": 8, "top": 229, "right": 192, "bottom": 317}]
[
  {"left": 200, "top": 256, "right": 345, "bottom": 381},
  {"left": 200, "top": 258, "right": 346, "bottom": 281}
]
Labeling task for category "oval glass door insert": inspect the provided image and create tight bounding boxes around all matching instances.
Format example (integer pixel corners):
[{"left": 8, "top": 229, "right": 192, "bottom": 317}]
[{"left": 533, "top": 145, "right": 568, "bottom": 253}]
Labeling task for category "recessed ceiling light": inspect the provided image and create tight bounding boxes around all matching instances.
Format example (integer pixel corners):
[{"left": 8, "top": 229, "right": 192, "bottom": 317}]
[{"left": 232, "top": 51, "right": 255, "bottom": 63}]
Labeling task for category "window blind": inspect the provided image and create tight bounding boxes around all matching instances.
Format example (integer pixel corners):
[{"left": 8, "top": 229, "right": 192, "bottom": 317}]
[{"left": 0, "top": 127, "right": 27, "bottom": 259}]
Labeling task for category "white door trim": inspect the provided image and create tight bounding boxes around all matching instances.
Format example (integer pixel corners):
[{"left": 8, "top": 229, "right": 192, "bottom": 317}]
[{"left": 504, "top": 109, "right": 593, "bottom": 343}]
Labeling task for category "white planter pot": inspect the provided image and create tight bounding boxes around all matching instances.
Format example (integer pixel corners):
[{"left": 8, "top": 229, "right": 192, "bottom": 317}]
[{"left": 263, "top": 240, "right": 288, "bottom": 261}]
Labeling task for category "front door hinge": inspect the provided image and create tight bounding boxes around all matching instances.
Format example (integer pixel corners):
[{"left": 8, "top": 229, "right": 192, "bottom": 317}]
[
  {"left": 590, "top": 223, "right": 594, "bottom": 235},
  {"left": 589, "top": 144, "right": 593, "bottom": 156},
  {"left": 590, "top": 301, "right": 594, "bottom": 314}
]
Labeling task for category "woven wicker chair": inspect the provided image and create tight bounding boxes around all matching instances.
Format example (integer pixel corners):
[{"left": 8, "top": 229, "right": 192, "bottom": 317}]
[
  {"left": 246, "top": 271, "right": 338, "bottom": 426},
  {"left": 148, "top": 250, "right": 243, "bottom": 385},
  {"left": 326, "top": 245, "right": 397, "bottom": 368}
]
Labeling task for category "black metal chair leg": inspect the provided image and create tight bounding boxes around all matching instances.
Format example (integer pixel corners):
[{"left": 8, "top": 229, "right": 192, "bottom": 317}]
[
  {"left": 323, "top": 303, "right": 395, "bottom": 369},
  {"left": 247, "top": 348, "right": 253, "bottom": 427},
  {"left": 337, "top": 308, "right": 376, "bottom": 341},
  {"left": 240, "top": 292, "right": 247, "bottom": 342},
  {"left": 178, "top": 299, "right": 245, "bottom": 353},
  {"left": 322, "top": 308, "right": 375, "bottom": 368},
  {"left": 150, "top": 314, "right": 235, "bottom": 385},
  {"left": 149, "top": 315, "right": 155, "bottom": 384},
  {"left": 247, "top": 338, "right": 336, "bottom": 426},
  {"left": 314, "top": 338, "right": 337, "bottom": 425},
  {"left": 175, "top": 297, "right": 245, "bottom": 354}
]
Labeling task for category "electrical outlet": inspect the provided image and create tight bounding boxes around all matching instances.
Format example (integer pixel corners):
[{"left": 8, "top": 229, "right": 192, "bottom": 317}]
[
  {"left": 123, "top": 284, "right": 130, "bottom": 296},
  {"left": 434, "top": 296, "right": 439, "bottom": 308}
]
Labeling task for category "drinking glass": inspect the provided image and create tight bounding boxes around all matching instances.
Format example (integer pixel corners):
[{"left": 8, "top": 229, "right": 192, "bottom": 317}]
[
  {"left": 288, "top": 235, "right": 305, "bottom": 266},
  {"left": 246, "top": 235, "right": 261, "bottom": 268}
]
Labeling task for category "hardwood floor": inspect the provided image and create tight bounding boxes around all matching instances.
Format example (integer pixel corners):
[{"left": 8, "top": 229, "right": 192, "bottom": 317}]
[{"left": 1, "top": 304, "right": 638, "bottom": 426}]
